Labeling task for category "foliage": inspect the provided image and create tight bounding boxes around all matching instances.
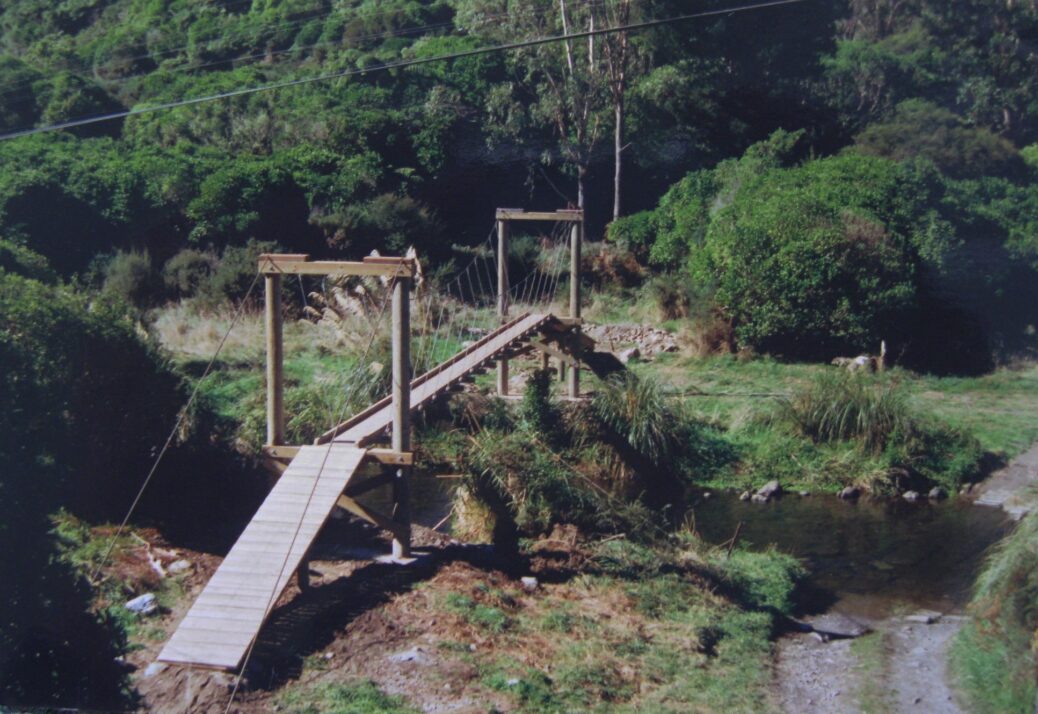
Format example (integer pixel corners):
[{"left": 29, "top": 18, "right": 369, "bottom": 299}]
[
  {"left": 774, "top": 372, "right": 911, "bottom": 453},
  {"left": 769, "top": 371, "right": 983, "bottom": 491},
  {"left": 277, "top": 680, "right": 418, "bottom": 714},
  {"left": 101, "top": 249, "right": 160, "bottom": 308},
  {"left": 951, "top": 509, "right": 1038, "bottom": 713},
  {"left": 853, "top": 99, "right": 1023, "bottom": 179},
  {"left": 0, "top": 271, "right": 188, "bottom": 708}
]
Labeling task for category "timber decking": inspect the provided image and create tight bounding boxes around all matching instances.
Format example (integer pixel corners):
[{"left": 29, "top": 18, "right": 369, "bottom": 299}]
[
  {"left": 328, "top": 312, "right": 553, "bottom": 445},
  {"left": 157, "top": 444, "right": 366, "bottom": 671}
]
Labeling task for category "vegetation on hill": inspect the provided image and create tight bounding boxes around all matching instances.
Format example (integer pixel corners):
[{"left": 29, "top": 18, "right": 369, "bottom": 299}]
[{"left": 2, "top": 0, "right": 1038, "bottom": 708}]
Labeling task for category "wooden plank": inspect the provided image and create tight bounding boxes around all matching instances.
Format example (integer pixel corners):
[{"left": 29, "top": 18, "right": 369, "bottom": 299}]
[
  {"left": 258, "top": 258, "right": 414, "bottom": 278},
  {"left": 495, "top": 209, "right": 583, "bottom": 222},
  {"left": 158, "top": 444, "right": 366, "bottom": 671},
  {"left": 326, "top": 313, "right": 551, "bottom": 446}
]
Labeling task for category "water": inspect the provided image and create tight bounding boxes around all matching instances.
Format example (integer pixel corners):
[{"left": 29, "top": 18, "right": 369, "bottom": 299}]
[{"left": 692, "top": 493, "right": 1014, "bottom": 617}]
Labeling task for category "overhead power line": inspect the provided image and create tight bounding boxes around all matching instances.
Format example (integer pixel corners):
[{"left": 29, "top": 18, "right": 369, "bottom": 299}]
[{"left": 0, "top": 0, "right": 811, "bottom": 143}]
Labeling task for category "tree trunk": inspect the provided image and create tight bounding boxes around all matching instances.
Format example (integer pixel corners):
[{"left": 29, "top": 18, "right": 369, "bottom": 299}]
[
  {"left": 577, "top": 164, "right": 587, "bottom": 210},
  {"left": 613, "top": 94, "right": 624, "bottom": 220}
]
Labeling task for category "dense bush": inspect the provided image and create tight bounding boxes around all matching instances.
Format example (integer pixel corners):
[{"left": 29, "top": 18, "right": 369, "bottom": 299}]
[{"left": 0, "top": 271, "right": 184, "bottom": 708}]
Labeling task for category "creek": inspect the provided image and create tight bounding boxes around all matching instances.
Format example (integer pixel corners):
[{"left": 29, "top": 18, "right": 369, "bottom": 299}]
[{"left": 692, "top": 492, "right": 1013, "bottom": 618}]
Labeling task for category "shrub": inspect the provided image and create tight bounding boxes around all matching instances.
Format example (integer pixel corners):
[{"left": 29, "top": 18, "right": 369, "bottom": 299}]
[
  {"left": 101, "top": 249, "right": 161, "bottom": 308},
  {"left": 162, "top": 248, "right": 217, "bottom": 299},
  {"left": 0, "top": 239, "right": 56, "bottom": 283},
  {"left": 518, "top": 369, "right": 562, "bottom": 443},
  {"left": 607, "top": 210, "right": 656, "bottom": 262}
]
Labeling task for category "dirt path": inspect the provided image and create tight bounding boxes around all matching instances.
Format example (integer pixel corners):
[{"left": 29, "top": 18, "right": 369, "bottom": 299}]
[
  {"left": 775, "top": 612, "right": 967, "bottom": 714},
  {"left": 973, "top": 441, "right": 1038, "bottom": 519}
]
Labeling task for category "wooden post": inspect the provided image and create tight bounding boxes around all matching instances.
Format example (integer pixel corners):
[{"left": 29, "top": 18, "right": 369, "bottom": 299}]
[
  {"left": 497, "top": 218, "right": 510, "bottom": 396},
  {"left": 391, "top": 274, "right": 412, "bottom": 559},
  {"left": 568, "top": 220, "right": 582, "bottom": 397},
  {"left": 265, "top": 273, "right": 284, "bottom": 445}
]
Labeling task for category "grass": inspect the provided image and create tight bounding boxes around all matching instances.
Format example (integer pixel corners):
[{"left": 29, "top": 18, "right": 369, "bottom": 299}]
[
  {"left": 637, "top": 354, "right": 1038, "bottom": 492},
  {"left": 850, "top": 632, "right": 894, "bottom": 713},
  {"left": 950, "top": 508, "right": 1038, "bottom": 713},
  {"left": 276, "top": 681, "right": 418, "bottom": 714}
]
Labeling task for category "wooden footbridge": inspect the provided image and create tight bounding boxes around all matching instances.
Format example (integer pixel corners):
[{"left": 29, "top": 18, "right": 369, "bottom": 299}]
[{"left": 158, "top": 209, "right": 617, "bottom": 672}]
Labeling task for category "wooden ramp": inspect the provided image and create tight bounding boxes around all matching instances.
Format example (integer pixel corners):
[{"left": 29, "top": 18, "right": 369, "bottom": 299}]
[
  {"left": 328, "top": 312, "right": 554, "bottom": 446},
  {"left": 157, "top": 444, "right": 366, "bottom": 671}
]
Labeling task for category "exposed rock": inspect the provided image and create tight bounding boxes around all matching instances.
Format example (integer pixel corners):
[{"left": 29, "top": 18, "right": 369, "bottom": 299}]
[
  {"left": 754, "top": 480, "right": 782, "bottom": 502},
  {"left": 520, "top": 576, "right": 539, "bottom": 592},
  {"left": 702, "top": 491, "right": 713, "bottom": 500},
  {"left": 739, "top": 491, "right": 752, "bottom": 501},
  {"left": 167, "top": 559, "right": 192, "bottom": 575},
  {"left": 903, "top": 490, "right": 921, "bottom": 502},
  {"left": 838, "top": 486, "right": 861, "bottom": 500},
  {"left": 389, "top": 646, "right": 428, "bottom": 664},
  {"left": 799, "top": 491, "right": 810, "bottom": 497},
  {"left": 808, "top": 613, "right": 870, "bottom": 639},
  {"left": 618, "top": 347, "right": 641, "bottom": 364},
  {"left": 904, "top": 610, "right": 942, "bottom": 624},
  {"left": 960, "top": 483, "right": 974, "bottom": 496},
  {"left": 125, "top": 593, "right": 158, "bottom": 616},
  {"left": 928, "top": 487, "right": 947, "bottom": 501}
]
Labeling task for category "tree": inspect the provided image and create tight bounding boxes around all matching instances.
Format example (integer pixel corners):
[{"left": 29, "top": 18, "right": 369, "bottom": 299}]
[{"left": 456, "top": 0, "right": 611, "bottom": 209}]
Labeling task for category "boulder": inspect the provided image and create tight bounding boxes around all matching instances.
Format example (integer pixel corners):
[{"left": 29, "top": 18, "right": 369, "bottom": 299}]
[
  {"left": 739, "top": 491, "right": 752, "bottom": 502},
  {"left": 520, "top": 576, "right": 539, "bottom": 592},
  {"left": 902, "top": 490, "right": 921, "bottom": 502},
  {"left": 809, "top": 613, "right": 870, "bottom": 639},
  {"left": 838, "top": 486, "right": 861, "bottom": 500},
  {"left": 754, "top": 480, "right": 782, "bottom": 502},
  {"left": 928, "top": 487, "right": 947, "bottom": 501},
  {"left": 125, "top": 593, "right": 158, "bottom": 616}
]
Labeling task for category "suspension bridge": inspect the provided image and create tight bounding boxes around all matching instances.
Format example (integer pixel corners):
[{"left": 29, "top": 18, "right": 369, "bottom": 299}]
[{"left": 157, "top": 208, "right": 624, "bottom": 672}]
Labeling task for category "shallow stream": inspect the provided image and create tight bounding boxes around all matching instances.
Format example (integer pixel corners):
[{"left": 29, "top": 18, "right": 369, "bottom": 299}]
[{"left": 692, "top": 492, "right": 1013, "bottom": 618}]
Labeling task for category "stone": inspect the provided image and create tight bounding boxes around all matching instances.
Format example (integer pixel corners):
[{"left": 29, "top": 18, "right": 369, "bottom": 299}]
[
  {"left": 903, "top": 490, "right": 921, "bottom": 502},
  {"left": 167, "top": 559, "right": 192, "bottom": 575},
  {"left": 520, "top": 576, "right": 538, "bottom": 592},
  {"left": 754, "top": 480, "right": 782, "bottom": 502},
  {"left": 799, "top": 491, "right": 810, "bottom": 497},
  {"left": 702, "top": 491, "right": 712, "bottom": 500},
  {"left": 389, "top": 647, "right": 427, "bottom": 664},
  {"left": 125, "top": 593, "right": 158, "bottom": 616},
  {"left": 142, "top": 662, "right": 166, "bottom": 678},
  {"left": 838, "top": 486, "right": 861, "bottom": 500},
  {"left": 751, "top": 493, "right": 769, "bottom": 504},
  {"left": 904, "top": 610, "right": 941, "bottom": 624},
  {"left": 739, "top": 491, "right": 752, "bottom": 501},
  {"left": 928, "top": 487, "right": 947, "bottom": 500},
  {"left": 618, "top": 347, "right": 641, "bottom": 364},
  {"left": 809, "top": 613, "right": 869, "bottom": 639},
  {"left": 960, "top": 483, "right": 974, "bottom": 495}
]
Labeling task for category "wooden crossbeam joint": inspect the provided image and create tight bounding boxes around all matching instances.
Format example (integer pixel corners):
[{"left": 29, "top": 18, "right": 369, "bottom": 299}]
[
  {"left": 495, "top": 209, "right": 584, "bottom": 222},
  {"left": 336, "top": 495, "right": 407, "bottom": 540},
  {"left": 262, "top": 445, "right": 413, "bottom": 466},
  {"left": 258, "top": 254, "right": 416, "bottom": 278}
]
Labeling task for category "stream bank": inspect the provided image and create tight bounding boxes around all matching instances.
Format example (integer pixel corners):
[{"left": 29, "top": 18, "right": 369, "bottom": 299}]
[{"left": 689, "top": 445, "right": 1036, "bottom": 713}]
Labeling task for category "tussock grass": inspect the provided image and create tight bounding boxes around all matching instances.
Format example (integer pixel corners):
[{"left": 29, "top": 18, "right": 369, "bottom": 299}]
[
  {"left": 277, "top": 680, "right": 418, "bottom": 713},
  {"left": 951, "top": 509, "right": 1038, "bottom": 713},
  {"left": 774, "top": 372, "right": 909, "bottom": 453}
]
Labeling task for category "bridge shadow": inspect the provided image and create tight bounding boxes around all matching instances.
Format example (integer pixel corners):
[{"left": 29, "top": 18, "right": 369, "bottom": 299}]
[{"left": 246, "top": 532, "right": 563, "bottom": 689}]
